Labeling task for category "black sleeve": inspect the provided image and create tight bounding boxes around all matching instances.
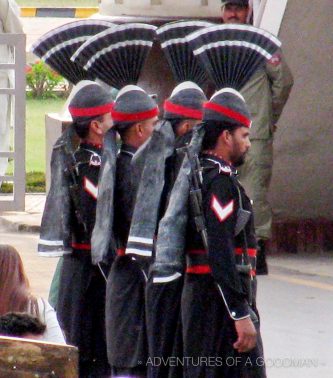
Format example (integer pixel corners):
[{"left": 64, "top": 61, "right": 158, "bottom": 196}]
[{"left": 204, "top": 174, "right": 250, "bottom": 320}]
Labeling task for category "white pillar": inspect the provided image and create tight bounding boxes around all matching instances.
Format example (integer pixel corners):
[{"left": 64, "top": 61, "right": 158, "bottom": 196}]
[{"left": 259, "top": 0, "right": 289, "bottom": 36}]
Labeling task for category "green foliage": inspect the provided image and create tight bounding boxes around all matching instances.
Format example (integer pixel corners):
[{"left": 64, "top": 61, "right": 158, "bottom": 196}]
[
  {"left": 26, "top": 171, "right": 46, "bottom": 192},
  {"left": 26, "top": 61, "right": 66, "bottom": 99},
  {"left": 26, "top": 98, "right": 67, "bottom": 172},
  {"left": 0, "top": 182, "right": 13, "bottom": 193},
  {"left": 0, "top": 172, "right": 46, "bottom": 193}
]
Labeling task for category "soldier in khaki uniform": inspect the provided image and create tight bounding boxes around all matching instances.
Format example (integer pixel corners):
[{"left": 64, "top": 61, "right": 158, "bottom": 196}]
[{"left": 221, "top": 0, "right": 294, "bottom": 273}]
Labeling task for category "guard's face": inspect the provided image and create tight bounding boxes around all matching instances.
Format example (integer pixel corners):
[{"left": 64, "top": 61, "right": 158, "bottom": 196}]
[
  {"left": 229, "top": 126, "right": 251, "bottom": 166},
  {"left": 99, "top": 112, "right": 113, "bottom": 135},
  {"left": 139, "top": 116, "right": 159, "bottom": 143},
  {"left": 221, "top": 4, "right": 249, "bottom": 24},
  {"left": 175, "top": 119, "right": 202, "bottom": 137}
]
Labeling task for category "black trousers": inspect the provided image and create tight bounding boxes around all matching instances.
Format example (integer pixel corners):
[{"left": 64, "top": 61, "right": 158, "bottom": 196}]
[
  {"left": 146, "top": 276, "right": 184, "bottom": 378},
  {"left": 106, "top": 255, "right": 147, "bottom": 374},
  {"left": 181, "top": 274, "right": 266, "bottom": 378},
  {"left": 57, "top": 253, "right": 110, "bottom": 378}
]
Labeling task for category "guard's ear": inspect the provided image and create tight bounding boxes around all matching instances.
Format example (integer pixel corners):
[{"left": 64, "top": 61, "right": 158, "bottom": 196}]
[
  {"left": 219, "top": 129, "right": 233, "bottom": 147},
  {"left": 90, "top": 119, "right": 103, "bottom": 135},
  {"left": 225, "top": 129, "right": 234, "bottom": 144},
  {"left": 134, "top": 122, "right": 144, "bottom": 137},
  {"left": 182, "top": 121, "right": 191, "bottom": 134},
  {"left": 176, "top": 120, "right": 189, "bottom": 136}
]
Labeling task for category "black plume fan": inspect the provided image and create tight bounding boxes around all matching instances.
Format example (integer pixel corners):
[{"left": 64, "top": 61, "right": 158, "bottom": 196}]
[
  {"left": 187, "top": 24, "right": 281, "bottom": 90},
  {"left": 72, "top": 23, "right": 157, "bottom": 89},
  {"left": 157, "top": 20, "right": 214, "bottom": 87},
  {"left": 31, "top": 19, "right": 115, "bottom": 84}
]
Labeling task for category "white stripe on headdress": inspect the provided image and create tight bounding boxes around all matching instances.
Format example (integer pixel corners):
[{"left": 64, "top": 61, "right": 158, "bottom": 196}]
[
  {"left": 31, "top": 20, "right": 114, "bottom": 50},
  {"left": 161, "top": 37, "right": 189, "bottom": 48},
  {"left": 187, "top": 23, "right": 281, "bottom": 47},
  {"left": 42, "top": 36, "right": 90, "bottom": 61},
  {"left": 211, "top": 87, "right": 245, "bottom": 102},
  {"left": 194, "top": 40, "right": 273, "bottom": 60},
  {"left": 116, "top": 85, "right": 145, "bottom": 100},
  {"left": 83, "top": 40, "right": 153, "bottom": 71},
  {"left": 170, "top": 81, "right": 204, "bottom": 97},
  {"left": 157, "top": 20, "right": 212, "bottom": 34}
]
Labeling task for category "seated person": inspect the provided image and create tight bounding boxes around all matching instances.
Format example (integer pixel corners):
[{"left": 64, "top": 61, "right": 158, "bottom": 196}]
[
  {"left": 0, "top": 244, "right": 65, "bottom": 344},
  {"left": 0, "top": 312, "right": 46, "bottom": 341}
]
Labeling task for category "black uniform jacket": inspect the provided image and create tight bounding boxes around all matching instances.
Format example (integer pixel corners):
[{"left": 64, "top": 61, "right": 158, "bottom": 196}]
[
  {"left": 113, "top": 143, "right": 137, "bottom": 250},
  {"left": 185, "top": 153, "right": 258, "bottom": 320},
  {"left": 57, "top": 143, "right": 109, "bottom": 366},
  {"left": 69, "top": 143, "right": 102, "bottom": 247}
]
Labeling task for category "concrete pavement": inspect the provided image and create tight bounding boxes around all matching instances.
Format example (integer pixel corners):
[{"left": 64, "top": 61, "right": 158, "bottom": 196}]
[
  {"left": 1, "top": 195, "right": 333, "bottom": 377},
  {"left": 1, "top": 224, "right": 332, "bottom": 377},
  {"left": 0, "top": 194, "right": 45, "bottom": 232},
  {"left": 0, "top": 194, "right": 332, "bottom": 280}
]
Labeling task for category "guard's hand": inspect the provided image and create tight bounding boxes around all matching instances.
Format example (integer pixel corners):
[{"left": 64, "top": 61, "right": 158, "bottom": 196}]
[{"left": 233, "top": 317, "right": 257, "bottom": 353}]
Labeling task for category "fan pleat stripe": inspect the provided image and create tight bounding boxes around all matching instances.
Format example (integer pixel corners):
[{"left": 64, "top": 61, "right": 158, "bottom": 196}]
[
  {"left": 193, "top": 41, "right": 273, "bottom": 60},
  {"left": 83, "top": 41, "right": 154, "bottom": 71},
  {"left": 157, "top": 20, "right": 214, "bottom": 86},
  {"left": 187, "top": 24, "right": 281, "bottom": 90},
  {"left": 72, "top": 23, "right": 157, "bottom": 89},
  {"left": 31, "top": 19, "right": 115, "bottom": 84}
]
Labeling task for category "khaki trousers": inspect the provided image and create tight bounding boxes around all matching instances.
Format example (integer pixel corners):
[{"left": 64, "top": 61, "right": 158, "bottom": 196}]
[{"left": 238, "top": 139, "right": 273, "bottom": 240}]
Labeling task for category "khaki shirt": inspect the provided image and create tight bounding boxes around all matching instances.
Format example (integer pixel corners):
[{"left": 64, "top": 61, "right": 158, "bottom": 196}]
[{"left": 241, "top": 50, "right": 294, "bottom": 140}]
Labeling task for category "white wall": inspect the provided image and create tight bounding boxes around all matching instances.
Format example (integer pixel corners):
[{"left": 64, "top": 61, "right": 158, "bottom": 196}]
[{"left": 100, "top": 0, "right": 221, "bottom": 18}]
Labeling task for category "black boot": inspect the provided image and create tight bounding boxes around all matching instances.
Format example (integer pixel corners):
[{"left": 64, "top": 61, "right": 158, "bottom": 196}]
[{"left": 256, "top": 239, "right": 268, "bottom": 275}]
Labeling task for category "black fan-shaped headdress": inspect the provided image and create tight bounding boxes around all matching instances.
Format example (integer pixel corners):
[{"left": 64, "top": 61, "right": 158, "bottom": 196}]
[
  {"left": 31, "top": 19, "right": 115, "bottom": 84},
  {"left": 71, "top": 23, "right": 157, "bottom": 89},
  {"left": 187, "top": 24, "right": 281, "bottom": 90},
  {"left": 157, "top": 20, "right": 214, "bottom": 87}
]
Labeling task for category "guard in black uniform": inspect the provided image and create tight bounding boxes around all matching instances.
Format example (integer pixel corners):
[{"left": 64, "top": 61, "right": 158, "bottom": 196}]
[
  {"left": 162, "top": 82, "right": 207, "bottom": 208},
  {"left": 182, "top": 89, "right": 266, "bottom": 378},
  {"left": 39, "top": 83, "right": 113, "bottom": 377},
  {"left": 145, "top": 81, "right": 206, "bottom": 378},
  {"left": 148, "top": 22, "right": 280, "bottom": 378},
  {"left": 105, "top": 85, "right": 159, "bottom": 378}
]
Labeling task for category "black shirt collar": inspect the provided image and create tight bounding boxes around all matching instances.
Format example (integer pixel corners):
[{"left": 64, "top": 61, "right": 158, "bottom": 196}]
[
  {"left": 120, "top": 143, "right": 137, "bottom": 156},
  {"left": 201, "top": 152, "right": 238, "bottom": 176},
  {"left": 80, "top": 142, "right": 102, "bottom": 153}
]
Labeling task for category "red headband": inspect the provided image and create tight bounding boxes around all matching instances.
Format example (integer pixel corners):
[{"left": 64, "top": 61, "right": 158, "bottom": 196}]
[
  {"left": 164, "top": 100, "right": 203, "bottom": 120},
  {"left": 204, "top": 102, "right": 251, "bottom": 128},
  {"left": 112, "top": 107, "right": 159, "bottom": 122},
  {"left": 69, "top": 102, "right": 113, "bottom": 118}
]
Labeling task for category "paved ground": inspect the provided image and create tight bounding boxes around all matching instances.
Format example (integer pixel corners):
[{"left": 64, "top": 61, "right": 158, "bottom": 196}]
[
  {"left": 0, "top": 194, "right": 45, "bottom": 232},
  {"left": 0, "top": 229, "right": 58, "bottom": 299},
  {"left": 1, "top": 220, "right": 333, "bottom": 377},
  {"left": 258, "top": 268, "right": 333, "bottom": 378},
  {"left": 1, "top": 194, "right": 333, "bottom": 377}
]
